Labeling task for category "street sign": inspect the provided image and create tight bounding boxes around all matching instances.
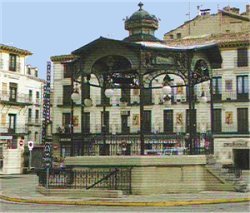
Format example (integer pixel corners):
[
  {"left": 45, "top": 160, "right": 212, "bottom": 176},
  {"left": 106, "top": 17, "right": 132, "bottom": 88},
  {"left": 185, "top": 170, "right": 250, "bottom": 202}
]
[
  {"left": 19, "top": 140, "right": 24, "bottom": 148},
  {"left": 44, "top": 142, "right": 52, "bottom": 168},
  {"left": 28, "top": 141, "right": 34, "bottom": 151}
]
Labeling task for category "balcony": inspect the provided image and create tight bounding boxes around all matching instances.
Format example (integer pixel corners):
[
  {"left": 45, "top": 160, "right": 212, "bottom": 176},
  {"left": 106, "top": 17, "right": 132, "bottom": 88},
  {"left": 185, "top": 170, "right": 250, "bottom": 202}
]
[
  {"left": 0, "top": 90, "right": 32, "bottom": 106},
  {"left": 27, "top": 118, "right": 41, "bottom": 126},
  {"left": 0, "top": 126, "right": 28, "bottom": 135},
  {"left": 213, "top": 125, "right": 249, "bottom": 136},
  {"left": 56, "top": 97, "right": 73, "bottom": 107}
]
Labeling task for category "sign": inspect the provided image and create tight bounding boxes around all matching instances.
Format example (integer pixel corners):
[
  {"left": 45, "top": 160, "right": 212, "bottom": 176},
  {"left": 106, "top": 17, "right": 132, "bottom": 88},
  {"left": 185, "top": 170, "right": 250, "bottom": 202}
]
[
  {"left": 0, "top": 136, "right": 13, "bottom": 140},
  {"left": 44, "top": 142, "right": 52, "bottom": 168},
  {"left": 28, "top": 141, "right": 34, "bottom": 151},
  {"left": 19, "top": 140, "right": 24, "bottom": 147},
  {"left": 224, "top": 141, "right": 248, "bottom": 148}
]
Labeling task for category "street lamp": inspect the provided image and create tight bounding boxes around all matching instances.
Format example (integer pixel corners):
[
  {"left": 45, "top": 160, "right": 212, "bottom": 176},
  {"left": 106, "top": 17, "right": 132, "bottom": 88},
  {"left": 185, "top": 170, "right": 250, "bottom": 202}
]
[
  {"left": 104, "top": 89, "right": 114, "bottom": 99},
  {"left": 162, "top": 85, "right": 172, "bottom": 95},
  {"left": 70, "top": 84, "right": 81, "bottom": 156},
  {"left": 71, "top": 88, "right": 81, "bottom": 103},
  {"left": 200, "top": 91, "right": 208, "bottom": 103}
]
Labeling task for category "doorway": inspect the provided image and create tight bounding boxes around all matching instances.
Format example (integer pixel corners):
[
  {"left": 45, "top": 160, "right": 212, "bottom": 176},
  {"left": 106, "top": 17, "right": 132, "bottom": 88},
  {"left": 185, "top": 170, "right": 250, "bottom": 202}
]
[{"left": 233, "top": 149, "right": 250, "bottom": 170}]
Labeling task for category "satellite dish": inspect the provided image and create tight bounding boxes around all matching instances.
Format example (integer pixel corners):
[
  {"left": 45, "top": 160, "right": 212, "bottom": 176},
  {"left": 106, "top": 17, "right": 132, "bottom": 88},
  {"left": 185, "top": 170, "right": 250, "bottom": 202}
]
[{"left": 84, "top": 98, "right": 93, "bottom": 107}]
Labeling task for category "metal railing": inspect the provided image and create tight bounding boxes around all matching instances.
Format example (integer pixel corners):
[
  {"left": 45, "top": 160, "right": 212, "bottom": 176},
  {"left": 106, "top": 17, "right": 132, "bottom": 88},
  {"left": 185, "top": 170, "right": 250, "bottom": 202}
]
[
  {"left": 0, "top": 126, "right": 28, "bottom": 134},
  {"left": 37, "top": 167, "right": 132, "bottom": 194},
  {"left": 0, "top": 90, "right": 32, "bottom": 104}
]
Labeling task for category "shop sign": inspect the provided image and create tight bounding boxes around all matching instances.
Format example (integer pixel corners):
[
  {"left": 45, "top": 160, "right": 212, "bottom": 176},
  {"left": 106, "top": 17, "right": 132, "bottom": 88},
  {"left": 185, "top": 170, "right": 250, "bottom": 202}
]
[
  {"left": 60, "top": 138, "right": 71, "bottom": 142},
  {"left": 224, "top": 141, "right": 248, "bottom": 148},
  {"left": 0, "top": 136, "right": 13, "bottom": 140}
]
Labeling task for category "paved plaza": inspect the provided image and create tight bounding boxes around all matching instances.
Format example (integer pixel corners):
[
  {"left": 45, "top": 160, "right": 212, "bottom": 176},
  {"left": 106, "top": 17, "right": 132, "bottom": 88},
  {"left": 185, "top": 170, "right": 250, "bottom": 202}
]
[{"left": 0, "top": 174, "right": 249, "bottom": 208}]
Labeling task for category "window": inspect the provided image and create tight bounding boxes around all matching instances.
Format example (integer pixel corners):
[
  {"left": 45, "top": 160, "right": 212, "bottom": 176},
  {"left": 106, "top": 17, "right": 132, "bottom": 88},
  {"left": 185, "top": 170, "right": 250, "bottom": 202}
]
[
  {"left": 34, "top": 132, "right": 38, "bottom": 142},
  {"left": 101, "top": 111, "right": 109, "bottom": 133},
  {"left": 121, "top": 88, "right": 130, "bottom": 103},
  {"left": 27, "top": 67, "right": 31, "bottom": 75},
  {"left": 8, "top": 114, "right": 16, "bottom": 133},
  {"left": 177, "top": 33, "right": 181, "bottom": 39},
  {"left": 29, "top": 90, "right": 33, "bottom": 101},
  {"left": 9, "top": 83, "right": 17, "bottom": 102},
  {"left": 213, "top": 109, "right": 222, "bottom": 133},
  {"left": 121, "top": 113, "right": 130, "bottom": 133},
  {"left": 164, "top": 110, "right": 173, "bottom": 133},
  {"left": 9, "top": 54, "right": 17, "bottom": 71},
  {"left": 169, "top": 34, "right": 174, "bottom": 39},
  {"left": 35, "top": 110, "right": 39, "bottom": 120},
  {"left": 237, "top": 76, "right": 248, "bottom": 100},
  {"left": 63, "top": 85, "right": 72, "bottom": 105},
  {"left": 237, "top": 48, "right": 248, "bottom": 67},
  {"left": 36, "top": 91, "right": 39, "bottom": 99},
  {"left": 142, "top": 83, "right": 152, "bottom": 105},
  {"left": 63, "top": 64, "right": 71, "bottom": 78},
  {"left": 62, "top": 113, "right": 71, "bottom": 133},
  {"left": 35, "top": 70, "right": 38, "bottom": 77},
  {"left": 28, "top": 109, "right": 32, "bottom": 122},
  {"left": 143, "top": 110, "right": 151, "bottom": 133},
  {"left": 237, "top": 108, "right": 248, "bottom": 133},
  {"left": 212, "top": 77, "right": 222, "bottom": 101},
  {"left": 83, "top": 112, "right": 90, "bottom": 134}
]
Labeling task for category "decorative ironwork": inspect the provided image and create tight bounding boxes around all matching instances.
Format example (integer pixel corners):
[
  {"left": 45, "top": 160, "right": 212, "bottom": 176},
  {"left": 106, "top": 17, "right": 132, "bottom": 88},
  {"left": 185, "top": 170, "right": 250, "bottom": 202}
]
[
  {"left": 192, "top": 59, "right": 210, "bottom": 84},
  {"left": 37, "top": 167, "right": 132, "bottom": 194}
]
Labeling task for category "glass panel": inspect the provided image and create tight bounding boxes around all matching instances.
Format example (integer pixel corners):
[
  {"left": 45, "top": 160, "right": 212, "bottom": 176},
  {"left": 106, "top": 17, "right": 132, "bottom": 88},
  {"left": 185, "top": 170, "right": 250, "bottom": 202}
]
[
  {"left": 217, "top": 78, "right": 222, "bottom": 94},
  {"left": 243, "top": 76, "right": 248, "bottom": 93},
  {"left": 237, "top": 76, "right": 243, "bottom": 94}
]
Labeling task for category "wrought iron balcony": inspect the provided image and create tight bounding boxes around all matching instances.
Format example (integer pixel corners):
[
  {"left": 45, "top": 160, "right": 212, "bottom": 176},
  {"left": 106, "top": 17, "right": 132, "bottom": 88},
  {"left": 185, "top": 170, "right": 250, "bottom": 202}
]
[
  {"left": 0, "top": 90, "right": 32, "bottom": 105},
  {"left": 0, "top": 126, "right": 28, "bottom": 135},
  {"left": 27, "top": 118, "right": 41, "bottom": 126}
]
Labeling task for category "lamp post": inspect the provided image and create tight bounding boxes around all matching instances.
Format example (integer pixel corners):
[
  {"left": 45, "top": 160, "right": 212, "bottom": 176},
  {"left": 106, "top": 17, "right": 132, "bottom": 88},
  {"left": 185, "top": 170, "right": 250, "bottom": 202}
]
[
  {"left": 70, "top": 83, "right": 81, "bottom": 156},
  {"left": 102, "top": 88, "right": 114, "bottom": 155}
]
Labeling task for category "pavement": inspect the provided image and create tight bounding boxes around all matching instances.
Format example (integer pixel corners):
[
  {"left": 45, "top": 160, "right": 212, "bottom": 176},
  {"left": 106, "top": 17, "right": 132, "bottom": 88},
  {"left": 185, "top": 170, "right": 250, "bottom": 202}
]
[{"left": 0, "top": 174, "right": 250, "bottom": 207}]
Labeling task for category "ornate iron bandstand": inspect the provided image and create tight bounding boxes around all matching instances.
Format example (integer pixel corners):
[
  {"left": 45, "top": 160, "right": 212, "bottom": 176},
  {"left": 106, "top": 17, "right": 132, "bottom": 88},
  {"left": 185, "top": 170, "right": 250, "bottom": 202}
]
[
  {"left": 67, "top": 37, "right": 222, "bottom": 156},
  {"left": 64, "top": 3, "right": 222, "bottom": 157}
]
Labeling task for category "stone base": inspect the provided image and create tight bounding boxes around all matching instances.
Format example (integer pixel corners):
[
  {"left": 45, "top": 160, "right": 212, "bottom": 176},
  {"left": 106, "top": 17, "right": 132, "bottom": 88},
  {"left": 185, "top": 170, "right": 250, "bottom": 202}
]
[
  {"left": 65, "top": 155, "right": 209, "bottom": 194},
  {"left": 36, "top": 186, "right": 123, "bottom": 198}
]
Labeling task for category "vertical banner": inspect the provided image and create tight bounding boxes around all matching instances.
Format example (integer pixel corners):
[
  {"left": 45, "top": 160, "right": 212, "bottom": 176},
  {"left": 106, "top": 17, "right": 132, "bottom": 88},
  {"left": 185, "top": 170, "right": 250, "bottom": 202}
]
[{"left": 42, "top": 62, "right": 51, "bottom": 144}]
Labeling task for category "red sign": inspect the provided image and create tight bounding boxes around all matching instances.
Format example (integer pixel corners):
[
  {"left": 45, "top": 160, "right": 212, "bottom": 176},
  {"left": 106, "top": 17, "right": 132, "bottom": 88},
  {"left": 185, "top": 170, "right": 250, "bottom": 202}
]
[{"left": 19, "top": 140, "right": 24, "bottom": 147}]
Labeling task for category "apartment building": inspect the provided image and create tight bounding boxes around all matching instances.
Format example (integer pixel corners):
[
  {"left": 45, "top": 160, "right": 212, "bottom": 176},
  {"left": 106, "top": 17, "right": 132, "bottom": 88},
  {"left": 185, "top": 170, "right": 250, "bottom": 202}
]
[
  {"left": 164, "top": 5, "right": 250, "bottom": 169},
  {"left": 0, "top": 44, "right": 44, "bottom": 174}
]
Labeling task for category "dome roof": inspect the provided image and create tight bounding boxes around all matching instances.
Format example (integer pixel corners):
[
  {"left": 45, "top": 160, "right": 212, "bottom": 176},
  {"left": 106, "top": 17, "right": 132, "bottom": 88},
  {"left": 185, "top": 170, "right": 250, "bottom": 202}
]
[
  {"left": 125, "top": 2, "right": 159, "bottom": 31},
  {"left": 129, "top": 8, "right": 157, "bottom": 21}
]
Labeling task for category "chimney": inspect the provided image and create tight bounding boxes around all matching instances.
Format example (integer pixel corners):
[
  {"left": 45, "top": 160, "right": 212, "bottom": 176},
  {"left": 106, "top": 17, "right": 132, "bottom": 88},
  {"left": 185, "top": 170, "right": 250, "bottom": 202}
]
[{"left": 223, "top": 6, "right": 239, "bottom": 14}]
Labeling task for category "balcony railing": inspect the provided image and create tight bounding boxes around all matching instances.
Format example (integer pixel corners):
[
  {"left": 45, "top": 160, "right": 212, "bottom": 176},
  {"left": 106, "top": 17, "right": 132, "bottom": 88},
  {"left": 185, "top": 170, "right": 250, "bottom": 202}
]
[
  {"left": 213, "top": 90, "right": 249, "bottom": 102},
  {"left": 0, "top": 126, "right": 28, "bottom": 134},
  {"left": 0, "top": 90, "right": 32, "bottom": 105},
  {"left": 27, "top": 118, "right": 41, "bottom": 125}
]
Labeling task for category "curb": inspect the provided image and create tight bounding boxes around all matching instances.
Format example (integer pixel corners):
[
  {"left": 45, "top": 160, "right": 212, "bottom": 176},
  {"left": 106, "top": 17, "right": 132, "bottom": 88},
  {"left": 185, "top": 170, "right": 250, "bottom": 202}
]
[{"left": 0, "top": 194, "right": 250, "bottom": 207}]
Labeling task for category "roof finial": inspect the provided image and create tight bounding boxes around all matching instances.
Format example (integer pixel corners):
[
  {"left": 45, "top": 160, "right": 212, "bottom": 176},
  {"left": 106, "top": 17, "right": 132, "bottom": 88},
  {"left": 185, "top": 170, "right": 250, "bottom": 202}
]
[{"left": 138, "top": 2, "right": 143, "bottom": 11}]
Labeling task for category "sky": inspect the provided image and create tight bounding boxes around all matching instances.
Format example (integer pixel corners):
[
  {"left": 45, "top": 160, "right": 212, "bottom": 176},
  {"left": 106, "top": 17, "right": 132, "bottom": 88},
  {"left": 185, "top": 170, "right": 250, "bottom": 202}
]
[{"left": 1, "top": 0, "right": 248, "bottom": 79}]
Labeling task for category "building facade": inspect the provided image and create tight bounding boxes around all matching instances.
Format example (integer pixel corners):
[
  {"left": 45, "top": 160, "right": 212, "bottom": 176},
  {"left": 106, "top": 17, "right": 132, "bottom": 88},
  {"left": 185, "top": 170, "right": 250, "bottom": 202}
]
[
  {"left": 164, "top": 5, "right": 250, "bottom": 169},
  {"left": 0, "top": 44, "right": 44, "bottom": 174}
]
